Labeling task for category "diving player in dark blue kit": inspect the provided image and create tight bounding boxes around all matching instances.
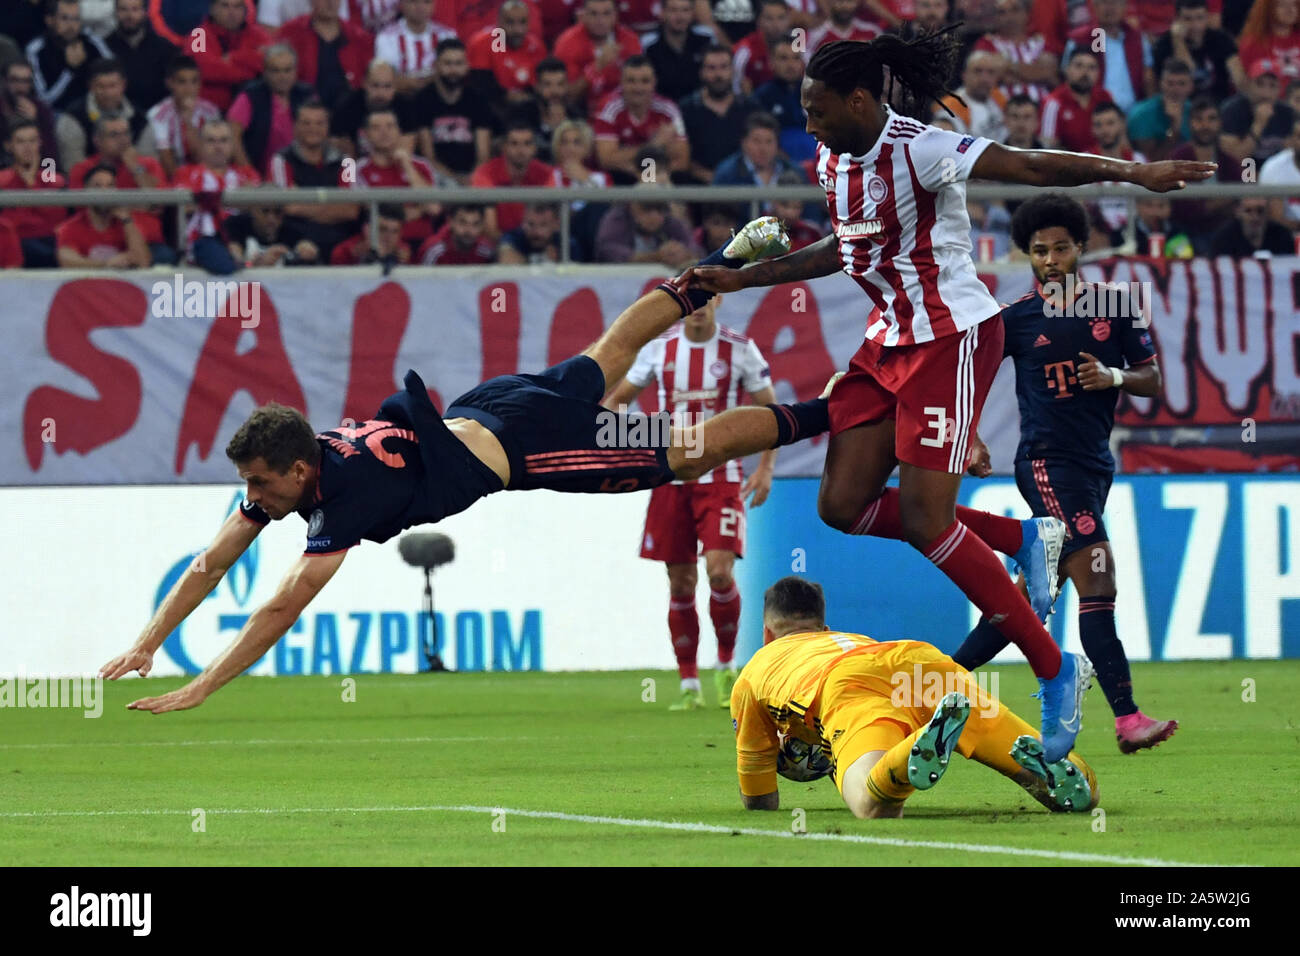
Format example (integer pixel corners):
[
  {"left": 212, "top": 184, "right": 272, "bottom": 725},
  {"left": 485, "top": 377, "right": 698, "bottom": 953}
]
[
  {"left": 954, "top": 193, "right": 1178, "bottom": 754},
  {"left": 101, "top": 218, "right": 833, "bottom": 714}
]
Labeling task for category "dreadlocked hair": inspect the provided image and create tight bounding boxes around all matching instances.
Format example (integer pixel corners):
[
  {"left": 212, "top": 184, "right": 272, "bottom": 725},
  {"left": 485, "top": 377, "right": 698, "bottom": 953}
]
[{"left": 805, "top": 22, "right": 967, "bottom": 121}]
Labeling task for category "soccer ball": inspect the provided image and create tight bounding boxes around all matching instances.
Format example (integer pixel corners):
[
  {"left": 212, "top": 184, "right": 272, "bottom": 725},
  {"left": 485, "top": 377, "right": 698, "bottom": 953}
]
[{"left": 776, "top": 733, "right": 832, "bottom": 782}]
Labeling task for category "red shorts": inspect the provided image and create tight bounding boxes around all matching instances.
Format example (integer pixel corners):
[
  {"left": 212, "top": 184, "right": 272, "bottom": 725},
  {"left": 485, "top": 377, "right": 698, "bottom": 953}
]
[
  {"left": 640, "top": 481, "right": 746, "bottom": 563},
  {"left": 828, "top": 317, "right": 1004, "bottom": 474}
]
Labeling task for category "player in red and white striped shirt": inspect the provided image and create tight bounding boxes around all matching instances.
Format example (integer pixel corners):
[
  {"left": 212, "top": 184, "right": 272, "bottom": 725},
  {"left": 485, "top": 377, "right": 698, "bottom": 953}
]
[
  {"left": 374, "top": 0, "right": 458, "bottom": 93},
  {"left": 683, "top": 28, "right": 1215, "bottom": 762},
  {"left": 605, "top": 295, "right": 777, "bottom": 711}
]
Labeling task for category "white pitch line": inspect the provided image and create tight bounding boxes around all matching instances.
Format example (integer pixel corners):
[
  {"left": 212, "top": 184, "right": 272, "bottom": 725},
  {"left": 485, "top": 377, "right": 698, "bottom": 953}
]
[
  {"left": 0, "top": 733, "right": 718, "bottom": 750},
  {"left": 0, "top": 803, "right": 1224, "bottom": 867},
  {"left": 0, "top": 736, "right": 502, "bottom": 749}
]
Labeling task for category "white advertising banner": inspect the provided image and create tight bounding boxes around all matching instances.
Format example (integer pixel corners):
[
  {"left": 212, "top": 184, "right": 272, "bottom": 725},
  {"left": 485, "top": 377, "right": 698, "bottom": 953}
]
[
  {"left": 1, "top": 483, "right": 678, "bottom": 677},
  {"left": 2, "top": 265, "right": 1030, "bottom": 486},
  {"left": 8, "top": 258, "right": 1298, "bottom": 487}
]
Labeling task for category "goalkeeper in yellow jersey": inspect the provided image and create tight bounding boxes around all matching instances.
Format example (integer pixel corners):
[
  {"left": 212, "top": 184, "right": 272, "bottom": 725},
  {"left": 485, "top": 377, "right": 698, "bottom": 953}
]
[{"left": 731, "top": 576, "right": 1099, "bottom": 819}]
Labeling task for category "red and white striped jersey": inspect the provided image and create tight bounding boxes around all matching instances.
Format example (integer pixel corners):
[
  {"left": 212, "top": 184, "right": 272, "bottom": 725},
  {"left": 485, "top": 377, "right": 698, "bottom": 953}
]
[
  {"left": 591, "top": 93, "right": 687, "bottom": 147},
  {"left": 374, "top": 18, "right": 457, "bottom": 77},
  {"left": 815, "top": 108, "right": 1001, "bottom": 347},
  {"left": 147, "top": 96, "right": 222, "bottom": 162},
  {"left": 174, "top": 163, "right": 261, "bottom": 250},
  {"left": 346, "top": 0, "right": 402, "bottom": 31},
  {"left": 974, "top": 33, "right": 1052, "bottom": 101},
  {"left": 625, "top": 323, "right": 772, "bottom": 484}
]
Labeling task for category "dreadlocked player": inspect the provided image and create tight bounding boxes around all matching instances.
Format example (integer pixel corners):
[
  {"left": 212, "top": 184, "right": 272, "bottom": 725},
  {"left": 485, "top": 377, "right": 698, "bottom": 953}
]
[{"left": 683, "top": 27, "right": 1216, "bottom": 762}]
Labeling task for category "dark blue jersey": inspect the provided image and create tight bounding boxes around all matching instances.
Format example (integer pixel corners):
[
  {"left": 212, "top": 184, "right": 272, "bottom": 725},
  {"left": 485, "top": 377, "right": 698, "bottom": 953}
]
[
  {"left": 240, "top": 370, "right": 504, "bottom": 554},
  {"left": 1003, "top": 284, "right": 1157, "bottom": 473}
]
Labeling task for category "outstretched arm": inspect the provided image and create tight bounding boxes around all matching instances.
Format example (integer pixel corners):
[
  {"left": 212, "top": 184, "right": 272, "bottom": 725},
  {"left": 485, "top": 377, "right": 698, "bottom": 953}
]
[
  {"left": 100, "top": 510, "right": 263, "bottom": 680},
  {"left": 971, "top": 143, "right": 1217, "bottom": 192},
  {"left": 126, "top": 550, "right": 347, "bottom": 713},
  {"left": 681, "top": 234, "right": 842, "bottom": 294}
]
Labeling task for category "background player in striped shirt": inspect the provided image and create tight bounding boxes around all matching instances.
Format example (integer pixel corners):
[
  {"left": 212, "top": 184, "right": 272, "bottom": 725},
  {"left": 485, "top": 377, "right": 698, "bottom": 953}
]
[
  {"left": 958, "top": 193, "right": 1178, "bottom": 755},
  {"left": 605, "top": 295, "right": 778, "bottom": 711},
  {"left": 684, "top": 27, "right": 1215, "bottom": 761},
  {"left": 732, "top": 576, "right": 1098, "bottom": 818}
]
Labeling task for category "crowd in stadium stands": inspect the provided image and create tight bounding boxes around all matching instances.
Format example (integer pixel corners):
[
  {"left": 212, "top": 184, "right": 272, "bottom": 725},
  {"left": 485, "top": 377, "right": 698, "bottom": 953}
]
[{"left": 1, "top": 0, "right": 1299, "bottom": 271}]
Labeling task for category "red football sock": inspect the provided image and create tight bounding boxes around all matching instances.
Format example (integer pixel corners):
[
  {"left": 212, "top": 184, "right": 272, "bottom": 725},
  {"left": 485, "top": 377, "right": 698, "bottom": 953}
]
[
  {"left": 848, "top": 488, "right": 1023, "bottom": 555},
  {"left": 709, "top": 583, "right": 740, "bottom": 666},
  {"left": 668, "top": 597, "right": 700, "bottom": 680},
  {"left": 922, "top": 521, "right": 1061, "bottom": 678}
]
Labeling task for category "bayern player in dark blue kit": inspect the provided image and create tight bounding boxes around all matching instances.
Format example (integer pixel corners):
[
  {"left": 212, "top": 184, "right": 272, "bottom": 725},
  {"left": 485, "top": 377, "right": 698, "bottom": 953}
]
[
  {"left": 954, "top": 193, "right": 1178, "bottom": 754},
  {"left": 99, "top": 220, "right": 835, "bottom": 714}
]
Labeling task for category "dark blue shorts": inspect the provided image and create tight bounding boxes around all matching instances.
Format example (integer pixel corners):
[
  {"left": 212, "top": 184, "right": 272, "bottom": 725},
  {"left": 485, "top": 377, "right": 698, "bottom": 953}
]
[
  {"left": 1014, "top": 457, "right": 1113, "bottom": 559},
  {"left": 446, "top": 355, "right": 675, "bottom": 494}
]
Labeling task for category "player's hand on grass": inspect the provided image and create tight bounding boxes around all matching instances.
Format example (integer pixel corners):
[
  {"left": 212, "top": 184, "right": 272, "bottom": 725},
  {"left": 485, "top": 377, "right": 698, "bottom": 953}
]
[
  {"left": 742, "top": 464, "right": 774, "bottom": 508},
  {"left": 99, "top": 647, "right": 155, "bottom": 680},
  {"left": 680, "top": 265, "right": 751, "bottom": 293},
  {"left": 1128, "top": 159, "right": 1217, "bottom": 193},
  {"left": 127, "top": 682, "right": 208, "bottom": 714},
  {"left": 1077, "top": 351, "right": 1118, "bottom": 391},
  {"left": 966, "top": 435, "right": 992, "bottom": 478}
]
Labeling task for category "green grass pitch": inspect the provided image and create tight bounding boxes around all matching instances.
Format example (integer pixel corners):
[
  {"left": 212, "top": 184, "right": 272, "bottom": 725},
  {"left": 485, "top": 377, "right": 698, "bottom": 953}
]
[{"left": 2, "top": 661, "right": 1297, "bottom": 866}]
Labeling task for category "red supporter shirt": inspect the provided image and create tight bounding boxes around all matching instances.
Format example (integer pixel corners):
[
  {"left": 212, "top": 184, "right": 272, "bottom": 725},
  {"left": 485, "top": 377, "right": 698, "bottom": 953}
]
[
  {"left": 553, "top": 24, "right": 643, "bottom": 105},
  {"left": 185, "top": 19, "right": 272, "bottom": 112},
  {"left": 1026, "top": 0, "right": 1070, "bottom": 55},
  {"left": 536, "top": 0, "right": 581, "bottom": 47},
  {"left": 0, "top": 167, "right": 69, "bottom": 239},
  {"left": 434, "top": 0, "right": 544, "bottom": 41},
  {"left": 0, "top": 219, "right": 22, "bottom": 267},
  {"left": 330, "top": 234, "right": 369, "bottom": 264},
  {"left": 807, "top": 19, "right": 883, "bottom": 56},
  {"left": 975, "top": 33, "right": 1053, "bottom": 101},
  {"left": 1240, "top": 31, "right": 1300, "bottom": 84},
  {"left": 616, "top": 0, "right": 660, "bottom": 32},
  {"left": 732, "top": 32, "right": 773, "bottom": 93},
  {"left": 342, "top": 154, "right": 437, "bottom": 242},
  {"left": 469, "top": 156, "right": 554, "bottom": 233},
  {"left": 341, "top": 154, "right": 436, "bottom": 188},
  {"left": 467, "top": 29, "right": 549, "bottom": 94},
  {"left": 1040, "top": 83, "right": 1114, "bottom": 153},
  {"left": 70, "top": 154, "right": 169, "bottom": 188},
  {"left": 55, "top": 210, "right": 163, "bottom": 259},
  {"left": 174, "top": 163, "right": 262, "bottom": 246},
  {"left": 417, "top": 223, "right": 496, "bottom": 264},
  {"left": 592, "top": 93, "right": 686, "bottom": 148},
  {"left": 277, "top": 14, "right": 375, "bottom": 91}
]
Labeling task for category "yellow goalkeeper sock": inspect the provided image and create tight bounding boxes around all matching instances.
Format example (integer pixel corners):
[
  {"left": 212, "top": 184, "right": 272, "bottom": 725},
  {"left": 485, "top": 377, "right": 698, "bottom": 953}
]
[{"left": 865, "top": 730, "right": 926, "bottom": 804}]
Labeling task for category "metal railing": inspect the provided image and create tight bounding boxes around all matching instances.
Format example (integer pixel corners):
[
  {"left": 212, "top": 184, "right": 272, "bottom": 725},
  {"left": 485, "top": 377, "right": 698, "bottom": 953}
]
[{"left": 1, "top": 182, "right": 1296, "bottom": 264}]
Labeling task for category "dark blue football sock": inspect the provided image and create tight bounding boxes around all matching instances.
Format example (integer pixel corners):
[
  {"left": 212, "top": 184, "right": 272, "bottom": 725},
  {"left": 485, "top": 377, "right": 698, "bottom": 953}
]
[
  {"left": 656, "top": 245, "right": 747, "bottom": 316},
  {"left": 768, "top": 398, "right": 829, "bottom": 447},
  {"left": 1079, "top": 595, "right": 1136, "bottom": 717},
  {"left": 951, "top": 618, "right": 1011, "bottom": 670}
]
